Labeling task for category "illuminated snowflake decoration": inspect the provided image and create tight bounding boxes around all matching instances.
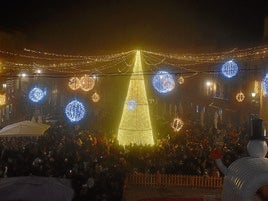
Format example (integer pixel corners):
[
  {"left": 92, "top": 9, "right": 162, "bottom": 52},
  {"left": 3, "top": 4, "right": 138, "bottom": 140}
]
[
  {"left": 69, "top": 77, "right": 80, "bottom": 90},
  {"left": 221, "top": 60, "right": 238, "bottom": 78},
  {"left": 177, "top": 76, "right": 184, "bottom": 84},
  {"left": 127, "top": 99, "right": 137, "bottom": 111},
  {"left": 92, "top": 92, "right": 100, "bottom": 103},
  {"left": 262, "top": 73, "right": 268, "bottom": 95},
  {"left": 171, "top": 117, "right": 184, "bottom": 132},
  {"left": 65, "top": 100, "right": 86, "bottom": 122},
  {"left": 152, "top": 71, "right": 175, "bottom": 93},
  {"left": 28, "top": 87, "right": 47, "bottom": 103},
  {"left": 80, "top": 75, "right": 95, "bottom": 91},
  {"left": 236, "top": 91, "right": 245, "bottom": 102}
]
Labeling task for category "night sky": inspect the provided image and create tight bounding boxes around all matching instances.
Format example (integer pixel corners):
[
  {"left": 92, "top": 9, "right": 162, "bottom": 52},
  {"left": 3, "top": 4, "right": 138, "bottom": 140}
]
[{"left": 0, "top": 0, "right": 267, "bottom": 54}]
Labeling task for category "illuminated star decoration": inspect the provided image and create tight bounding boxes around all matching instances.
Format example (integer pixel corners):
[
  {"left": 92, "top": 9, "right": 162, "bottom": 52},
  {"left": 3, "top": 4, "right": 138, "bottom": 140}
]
[
  {"left": 127, "top": 99, "right": 137, "bottom": 110},
  {"left": 153, "top": 70, "right": 175, "bottom": 93},
  {"left": 65, "top": 100, "right": 86, "bottom": 122},
  {"left": 262, "top": 73, "right": 268, "bottom": 95},
  {"left": 236, "top": 91, "right": 245, "bottom": 102},
  {"left": 171, "top": 117, "right": 184, "bottom": 132},
  {"left": 221, "top": 60, "right": 238, "bottom": 78},
  {"left": 28, "top": 87, "right": 47, "bottom": 103}
]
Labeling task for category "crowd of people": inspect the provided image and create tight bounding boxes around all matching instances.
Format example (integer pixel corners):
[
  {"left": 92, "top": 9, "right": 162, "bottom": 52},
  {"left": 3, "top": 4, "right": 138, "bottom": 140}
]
[{"left": 0, "top": 119, "right": 250, "bottom": 201}]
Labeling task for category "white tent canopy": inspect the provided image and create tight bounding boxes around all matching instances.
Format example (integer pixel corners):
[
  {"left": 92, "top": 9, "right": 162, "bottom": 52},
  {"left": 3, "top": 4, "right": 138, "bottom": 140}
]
[{"left": 0, "top": 120, "right": 50, "bottom": 137}]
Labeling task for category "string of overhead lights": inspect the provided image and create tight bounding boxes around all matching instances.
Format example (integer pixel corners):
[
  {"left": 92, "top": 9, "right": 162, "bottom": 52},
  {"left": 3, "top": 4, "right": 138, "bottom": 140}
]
[
  {"left": 142, "top": 45, "right": 268, "bottom": 65},
  {"left": 1, "top": 50, "right": 135, "bottom": 74},
  {"left": 23, "top": 48, "right": 135, "bottom": 60},
  {"left": 0, "top": 45, "right": 268, "bottom": 78}
]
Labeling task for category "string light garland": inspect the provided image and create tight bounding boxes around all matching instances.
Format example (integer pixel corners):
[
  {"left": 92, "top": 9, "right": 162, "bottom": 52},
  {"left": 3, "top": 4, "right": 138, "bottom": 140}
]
[
  {"left": 0, "top": 45, "right": 268, "bottom": 78},
  {"left": 142, "top": 45, "right": 268, "bottom": 64}
]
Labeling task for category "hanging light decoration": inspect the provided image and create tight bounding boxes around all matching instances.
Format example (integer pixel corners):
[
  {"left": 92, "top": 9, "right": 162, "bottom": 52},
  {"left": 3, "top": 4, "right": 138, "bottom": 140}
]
[
  {"left": 171, "top": 117, "right": 184, "bottom": 132},
  {"left": 221, "top": 60, "right": 239, "bottom": 78},
  {"left": 236, "top": 91, "right": 245, "bottom": 102},
  {"left": 28, "top": 87, "right": 47, "bottom": 103},
  {"left": 262, "top": 73, "right": 268, "bottom": 95},
  {"left": 152, "top": 70, "right": 175, "bottom": 93},
  {"left": 92, "top": 92, "right": 100, "bottom": 102},
  {"left": 127, "top": 99, "right": 137, "bottom": 110},
  {"left": 0, "top": 94, "right": 6, "bottom": 106},
  {"left": 69, "top": 77, "right": 80, "bottom": 90},
  {"left": 65, "top": 99, "right": 86, "bottom": 123},
  {"left": 80, "top": 75, "right": 95, "bottom": 91},
  {"left": 177, "top": 75, "right": 184, "bottom": 85}
]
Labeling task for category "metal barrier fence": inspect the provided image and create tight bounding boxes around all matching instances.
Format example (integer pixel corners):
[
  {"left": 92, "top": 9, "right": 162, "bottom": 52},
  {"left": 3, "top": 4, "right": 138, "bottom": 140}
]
[{"left": 126, "top": 173, "right": 223, "bottom": 188}]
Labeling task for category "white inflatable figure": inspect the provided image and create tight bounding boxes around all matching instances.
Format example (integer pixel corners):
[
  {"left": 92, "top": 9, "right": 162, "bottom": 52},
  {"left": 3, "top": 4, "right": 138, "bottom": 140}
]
[{"left": 216, "top": 118, "right": 268, "bottom": 201}]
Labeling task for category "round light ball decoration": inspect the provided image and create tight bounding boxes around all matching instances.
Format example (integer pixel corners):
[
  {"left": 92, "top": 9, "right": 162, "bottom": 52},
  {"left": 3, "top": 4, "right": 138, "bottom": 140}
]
[
  {"left": 152, "top": 70, "right": 175, "bottom": 93},
  {"left": 28, "top": 87, "right": 47, "bottom": 103},
  {"left": 236, "top": 91, "right": 245, "bottom": 102},
  {"left": 92, "top": 92, "right": 100, "bottom": 103},
  {"left": 69, "top": 77, "right": 80, "bottom": 90},
  {"left": 65, "top": 100, "right": 86, "bottom": 123},
  {"left": 127, "top": 99, "right": 137, "bottom": 111},
  {"left": 221, "top": 60, "right": 239, "bottom": 78},
  {"left": 262, "top": 73, "right": 268, "bottom": 95},
  {"left": 171, "top": 117, "right": 184, "bottom": 132},
  {"left": 80, "top": 75, "right": 95, "bottom": 92},
  {"left": 177, "top": 76, "right": 184, "bottom": 85}
]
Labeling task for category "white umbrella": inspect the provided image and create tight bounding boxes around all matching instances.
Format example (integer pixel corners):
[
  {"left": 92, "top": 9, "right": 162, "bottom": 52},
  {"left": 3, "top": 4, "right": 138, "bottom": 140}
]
[{"left": 0, "top": 120, "right": 50, "bottom": 137}]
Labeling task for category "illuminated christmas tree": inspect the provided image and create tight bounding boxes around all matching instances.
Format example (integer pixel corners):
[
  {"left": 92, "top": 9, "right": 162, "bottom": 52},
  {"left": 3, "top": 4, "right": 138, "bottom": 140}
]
[{"left": 117, "top": 50, "right": 154, "bottom": 146}]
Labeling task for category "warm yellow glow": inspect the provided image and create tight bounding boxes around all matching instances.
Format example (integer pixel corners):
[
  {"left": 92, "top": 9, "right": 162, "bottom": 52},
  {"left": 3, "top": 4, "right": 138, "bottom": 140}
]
[
  {"left": 80, "top": 75, "right": 95, "bottom": 91},
  {"left": 171, "top": 117, "right": 184, "bottom": 132},
  {"left": 0, "top": 62, "right": 2, "bottom": 73},
  {"left": 236, "top": 91, "right": 245, "bottom": 102},
  {"left": 0, "top": 94, "right": 6, "bottom": 106},
  {"left": 21, "top": 73, "right": 27, "bottom": 78},
  {"left": 36, "top": 69, "right": 42, "bottom": 74},
  {"left": 92, "top": 92, "right": 100, "bottom": 102},
  {"left": 254, "top": 80, "right": 259, "bottom": 94},
  {"left": 69, "top": 77, "right": 80, "bottom": 90},
  {"left": 177, "top": 76, "right": 184, "bottom": 84},
  {"left": 117, "top": 50, "right": 154, "bottom": 146},
  {"left": 206, "top": 81, "right": 212, "bottom": 86},
  {"left": 251, "top": 92, "right": 256, "bottom": 97}
]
